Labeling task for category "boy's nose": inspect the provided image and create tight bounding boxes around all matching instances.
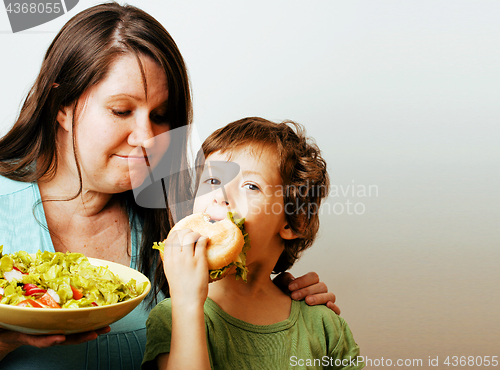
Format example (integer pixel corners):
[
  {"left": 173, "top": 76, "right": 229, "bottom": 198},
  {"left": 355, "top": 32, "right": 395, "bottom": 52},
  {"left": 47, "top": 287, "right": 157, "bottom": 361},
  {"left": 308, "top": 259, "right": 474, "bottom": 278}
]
[
  {"left": 206, "top": 190, "right": 231, "bottom": 221},
  {"left": 214, "top": 198, "right": 229, "bottom": 206},
  {"left": 213, "top": 186, "right": 230, "bottom": 207}
]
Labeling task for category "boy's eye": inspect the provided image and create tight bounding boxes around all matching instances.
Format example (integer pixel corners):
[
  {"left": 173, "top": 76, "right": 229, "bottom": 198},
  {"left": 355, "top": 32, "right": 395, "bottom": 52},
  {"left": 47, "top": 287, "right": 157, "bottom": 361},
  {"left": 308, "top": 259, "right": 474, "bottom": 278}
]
[
  {"left": 204, "top": 178, "right": 221, "bottom": 186},
  {"left": 244, "top": 183, "right": 260, "bottom": 191}
]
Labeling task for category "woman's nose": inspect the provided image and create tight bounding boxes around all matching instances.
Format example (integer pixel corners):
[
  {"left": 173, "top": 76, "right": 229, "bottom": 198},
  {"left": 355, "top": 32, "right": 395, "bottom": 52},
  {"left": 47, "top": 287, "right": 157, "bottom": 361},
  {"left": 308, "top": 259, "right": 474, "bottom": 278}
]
[{"left": 128, "top": 115, "right": 155, "bottom": 148}]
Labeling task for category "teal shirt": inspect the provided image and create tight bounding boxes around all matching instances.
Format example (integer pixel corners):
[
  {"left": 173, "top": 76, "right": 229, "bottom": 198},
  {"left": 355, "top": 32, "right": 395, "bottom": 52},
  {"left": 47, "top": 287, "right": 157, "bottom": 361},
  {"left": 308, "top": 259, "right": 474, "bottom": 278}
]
[
  {"left": 0, "top": 175, "right": 152, "bottom": 369},
  {"left": 142, "top": 297, "right": 364, "bottom": 370}
]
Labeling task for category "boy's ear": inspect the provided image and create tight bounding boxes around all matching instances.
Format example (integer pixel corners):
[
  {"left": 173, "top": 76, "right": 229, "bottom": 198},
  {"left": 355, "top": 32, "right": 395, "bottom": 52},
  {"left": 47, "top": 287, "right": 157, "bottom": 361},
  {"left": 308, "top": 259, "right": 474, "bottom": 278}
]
[
  {"left": 279, "top": 224, "right": 299, "bottom": 240},
  {"left": 56, "top": 105, "right": 72, "bottom": 132}
]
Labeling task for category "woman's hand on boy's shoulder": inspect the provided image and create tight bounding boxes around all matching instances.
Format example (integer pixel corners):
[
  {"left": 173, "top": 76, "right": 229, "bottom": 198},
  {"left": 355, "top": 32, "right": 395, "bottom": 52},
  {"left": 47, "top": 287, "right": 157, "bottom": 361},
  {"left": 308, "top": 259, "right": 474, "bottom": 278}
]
[{"left": 273, "top": 272, "right": 340, "bottom": 315}]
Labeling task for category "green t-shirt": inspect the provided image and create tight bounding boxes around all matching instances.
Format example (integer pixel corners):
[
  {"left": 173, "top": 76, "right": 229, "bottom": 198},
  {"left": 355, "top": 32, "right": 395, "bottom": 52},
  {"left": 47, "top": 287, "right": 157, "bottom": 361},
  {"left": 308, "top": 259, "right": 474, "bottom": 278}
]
[{"left": 142, "top": 297, "right": 364, "bottom": 370}]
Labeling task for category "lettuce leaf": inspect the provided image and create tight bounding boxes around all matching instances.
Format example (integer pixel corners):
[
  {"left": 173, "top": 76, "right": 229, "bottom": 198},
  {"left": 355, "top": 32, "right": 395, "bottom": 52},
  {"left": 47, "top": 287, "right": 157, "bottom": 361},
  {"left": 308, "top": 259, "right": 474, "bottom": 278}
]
[{"left": 225, "top": 211, "right": 250, "bottom": 282}]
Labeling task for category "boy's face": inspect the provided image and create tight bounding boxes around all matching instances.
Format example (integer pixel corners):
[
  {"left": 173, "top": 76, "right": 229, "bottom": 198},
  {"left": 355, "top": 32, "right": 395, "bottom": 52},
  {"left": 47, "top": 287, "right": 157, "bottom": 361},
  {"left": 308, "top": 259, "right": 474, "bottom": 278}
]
[{"left": 193, "top": 145, "right": 294, "bottom": 268}]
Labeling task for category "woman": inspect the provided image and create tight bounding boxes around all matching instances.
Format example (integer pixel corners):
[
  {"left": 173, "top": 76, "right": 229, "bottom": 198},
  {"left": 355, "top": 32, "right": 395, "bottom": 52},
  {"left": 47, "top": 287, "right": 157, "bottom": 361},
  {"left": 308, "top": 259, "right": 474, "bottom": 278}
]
[{"left": 0, "top": 3, "right": 337, "bottom": 369}]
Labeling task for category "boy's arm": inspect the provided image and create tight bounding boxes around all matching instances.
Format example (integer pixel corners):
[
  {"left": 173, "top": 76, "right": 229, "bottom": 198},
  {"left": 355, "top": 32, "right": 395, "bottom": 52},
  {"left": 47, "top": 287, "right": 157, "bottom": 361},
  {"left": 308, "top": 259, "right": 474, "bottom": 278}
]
[
  {"left": 158, "top": 230, "right": 211, "bottom": 370},
  {"left": 160, "top": 303, "right": 209, "bottom": 370},
  {"left": 157, "top": 353, "right": 170, "bottom": 368}
]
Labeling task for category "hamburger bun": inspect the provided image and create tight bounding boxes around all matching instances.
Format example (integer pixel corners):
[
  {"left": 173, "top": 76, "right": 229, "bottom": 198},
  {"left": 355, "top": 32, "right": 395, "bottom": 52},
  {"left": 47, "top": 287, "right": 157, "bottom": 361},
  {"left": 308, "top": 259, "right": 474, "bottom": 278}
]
[{"left": 160, "top": 213, "right": 246, "bottom": 281}]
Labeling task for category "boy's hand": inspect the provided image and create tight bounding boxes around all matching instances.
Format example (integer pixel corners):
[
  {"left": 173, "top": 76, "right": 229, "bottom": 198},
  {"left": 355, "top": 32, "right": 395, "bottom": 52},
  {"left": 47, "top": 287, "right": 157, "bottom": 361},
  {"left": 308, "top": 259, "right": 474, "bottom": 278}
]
[
  {"left": 162, "top": 229, "right": 209, "bottom": 308},
  {"left": 273, "top": 272, "right": 340, "bottom": 315},
  {"left": 161, "top": 230, "right": 211, "bottom": 370}
]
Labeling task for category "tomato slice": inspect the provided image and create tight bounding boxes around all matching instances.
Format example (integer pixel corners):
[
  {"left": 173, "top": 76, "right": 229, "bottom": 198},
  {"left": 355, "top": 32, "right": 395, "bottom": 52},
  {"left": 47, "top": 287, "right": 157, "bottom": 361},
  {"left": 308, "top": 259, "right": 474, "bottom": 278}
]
[
  {"left": 70, "top": 285, "right": 84, "bottom": 300},
  {"left": 17, "top": 300, "right": 44, "bottom": 308},
  {"left": 23, "top": 284, "right": 47, "bottom": 297},
  {"left": 36, "top": 292, "right": 61, "bottom": 308}
]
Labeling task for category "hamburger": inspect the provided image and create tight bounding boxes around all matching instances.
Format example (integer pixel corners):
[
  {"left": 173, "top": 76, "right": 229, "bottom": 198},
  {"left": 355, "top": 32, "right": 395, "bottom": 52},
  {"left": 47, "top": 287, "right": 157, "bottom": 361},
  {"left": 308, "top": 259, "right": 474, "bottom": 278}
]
[{"left": 153, "top": 212, "right": 250, "bottom": 282}]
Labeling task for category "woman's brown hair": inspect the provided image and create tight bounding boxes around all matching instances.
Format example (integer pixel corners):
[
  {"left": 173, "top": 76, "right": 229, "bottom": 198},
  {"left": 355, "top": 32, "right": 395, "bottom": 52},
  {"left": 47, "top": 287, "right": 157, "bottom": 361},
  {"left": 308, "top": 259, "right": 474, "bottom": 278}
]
[
  {"left": 200, "top": 117, "right": 330, "bottom": 273},
  {"left": 0, "top": 2, "right": 193, "bottom": 304}
]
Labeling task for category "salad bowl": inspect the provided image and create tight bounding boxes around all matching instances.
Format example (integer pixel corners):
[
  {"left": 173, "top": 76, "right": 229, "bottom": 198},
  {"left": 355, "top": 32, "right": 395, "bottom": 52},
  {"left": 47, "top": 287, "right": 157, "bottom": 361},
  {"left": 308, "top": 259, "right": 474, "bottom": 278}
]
[{"left": 0, "top": 257, "right": 151, "bottom": 334}]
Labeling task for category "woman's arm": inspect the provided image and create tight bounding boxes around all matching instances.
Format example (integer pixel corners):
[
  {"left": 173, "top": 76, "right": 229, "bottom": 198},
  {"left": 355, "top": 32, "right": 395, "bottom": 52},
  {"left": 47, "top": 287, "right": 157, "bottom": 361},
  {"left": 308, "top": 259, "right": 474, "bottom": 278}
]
[
  {"left": 159, "top": 230, "right": 211, "bottom": 370},
  {"left": 273, "top": 271, "right": 341, "bottom": 314},
  {"left": 0, "top": 327, "right": 110, "bottom": 361}
]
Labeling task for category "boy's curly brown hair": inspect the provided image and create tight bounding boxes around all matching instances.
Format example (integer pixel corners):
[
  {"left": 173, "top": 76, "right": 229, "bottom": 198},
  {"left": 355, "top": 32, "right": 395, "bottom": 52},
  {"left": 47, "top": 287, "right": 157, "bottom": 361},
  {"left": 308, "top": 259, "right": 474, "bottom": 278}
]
[{"left": 200, "top": 117, "right": 329, "bottom": 273}]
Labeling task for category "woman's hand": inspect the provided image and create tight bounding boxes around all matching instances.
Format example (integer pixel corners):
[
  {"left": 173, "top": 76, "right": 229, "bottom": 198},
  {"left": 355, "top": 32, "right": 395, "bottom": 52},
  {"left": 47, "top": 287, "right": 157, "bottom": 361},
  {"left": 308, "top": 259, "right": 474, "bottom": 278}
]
[
  {"left": 273, "top": 271, "right": 340, "bottom": 315},
  {"left": 162, "top": 229, "right": 209, "bottom": 307},
  {"left": 0, "top": 326, "right": 111, "bottom": 361}
]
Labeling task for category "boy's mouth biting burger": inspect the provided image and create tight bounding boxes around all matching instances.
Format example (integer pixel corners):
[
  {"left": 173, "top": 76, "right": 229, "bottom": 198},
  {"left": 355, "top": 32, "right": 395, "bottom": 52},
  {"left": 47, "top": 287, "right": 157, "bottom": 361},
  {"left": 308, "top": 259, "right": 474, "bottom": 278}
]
[{"left": 153, "top": 212, "right": 250, "bottom": 282}]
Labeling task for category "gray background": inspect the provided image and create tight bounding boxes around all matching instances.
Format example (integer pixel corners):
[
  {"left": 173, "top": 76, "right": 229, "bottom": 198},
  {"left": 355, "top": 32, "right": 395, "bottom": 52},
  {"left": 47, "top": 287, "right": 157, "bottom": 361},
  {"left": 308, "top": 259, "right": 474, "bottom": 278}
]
[{"left": 1, "top": 1, "right": 499, "bottom": 366}]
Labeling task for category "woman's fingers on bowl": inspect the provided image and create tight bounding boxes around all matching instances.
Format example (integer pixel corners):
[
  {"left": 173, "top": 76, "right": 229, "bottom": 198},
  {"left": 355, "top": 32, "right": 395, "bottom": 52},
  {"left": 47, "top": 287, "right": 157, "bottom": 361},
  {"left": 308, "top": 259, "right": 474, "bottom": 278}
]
[
  {"left": 58, "top": 326, "right": 111, "bottom": 346},
  {"left": 1, "top": 331, "right": 65, "bottom": 349},
  {"left": 95, "top": 326, "right": 111, "bottom": 335},
  {"left": 61, "top": 332, "right": 96, "bottom": 345},
  {"left": 0, "top": 325, "right": 111, "bottom": 350},
  {"left": 29, "top": 334, "right": 67, "bottom": 347}
]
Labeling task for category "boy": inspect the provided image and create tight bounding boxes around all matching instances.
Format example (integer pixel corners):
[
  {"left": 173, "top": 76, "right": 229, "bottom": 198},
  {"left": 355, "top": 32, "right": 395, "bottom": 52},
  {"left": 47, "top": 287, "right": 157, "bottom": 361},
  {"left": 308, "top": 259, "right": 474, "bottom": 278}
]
[{"left": 142, "top": 117, "right": 364, "bottom": 370}]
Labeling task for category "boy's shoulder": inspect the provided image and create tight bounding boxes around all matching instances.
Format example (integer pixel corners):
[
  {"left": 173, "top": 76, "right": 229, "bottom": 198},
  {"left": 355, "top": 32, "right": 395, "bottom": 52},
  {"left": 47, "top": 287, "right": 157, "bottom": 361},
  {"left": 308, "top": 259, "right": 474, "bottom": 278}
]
[
  {"left": 297, "top": 301, "right": 364, "bottom": 368},
  {"left": 146, "top": 298, "right": 177, "bottom": 347},
  {"left": 147, "top": 298, "right": 173, "bottom": 327},
  {"left": 151, "top": 297, "right": 172, "bottom": 314},
  {"left": 295, "top": 300, "right": 354, "bottom": 338},
  {"left": 296, "top": 299, "right": 343, "bottom": 322}
]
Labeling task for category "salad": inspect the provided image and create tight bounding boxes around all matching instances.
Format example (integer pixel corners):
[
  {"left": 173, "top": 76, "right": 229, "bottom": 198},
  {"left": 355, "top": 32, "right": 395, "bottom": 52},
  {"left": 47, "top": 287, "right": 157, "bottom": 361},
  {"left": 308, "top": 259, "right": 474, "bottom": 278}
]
[{"left": 0, "top": 246, "right": 148, "bottom": 309}]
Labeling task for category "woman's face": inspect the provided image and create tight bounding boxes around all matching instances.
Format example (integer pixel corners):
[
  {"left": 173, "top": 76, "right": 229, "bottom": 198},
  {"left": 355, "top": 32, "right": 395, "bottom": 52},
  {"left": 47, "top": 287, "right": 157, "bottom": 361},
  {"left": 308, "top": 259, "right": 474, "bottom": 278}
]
[{"left": 58, "top": 54, "right": 171, "bottom": 194}]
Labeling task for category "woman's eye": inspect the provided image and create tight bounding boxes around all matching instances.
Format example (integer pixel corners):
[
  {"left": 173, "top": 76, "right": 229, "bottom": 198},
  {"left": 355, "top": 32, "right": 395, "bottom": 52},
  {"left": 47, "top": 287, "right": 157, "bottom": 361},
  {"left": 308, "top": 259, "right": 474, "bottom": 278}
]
[
  {"left": 112, "top": 109, "right": 131, "bottom": 117},
  {"left": 151, "top": 113, "right": 169, "bottom": 125},
  {"left": 244, "top": 183, "right": 260, "bottom": 191}
]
